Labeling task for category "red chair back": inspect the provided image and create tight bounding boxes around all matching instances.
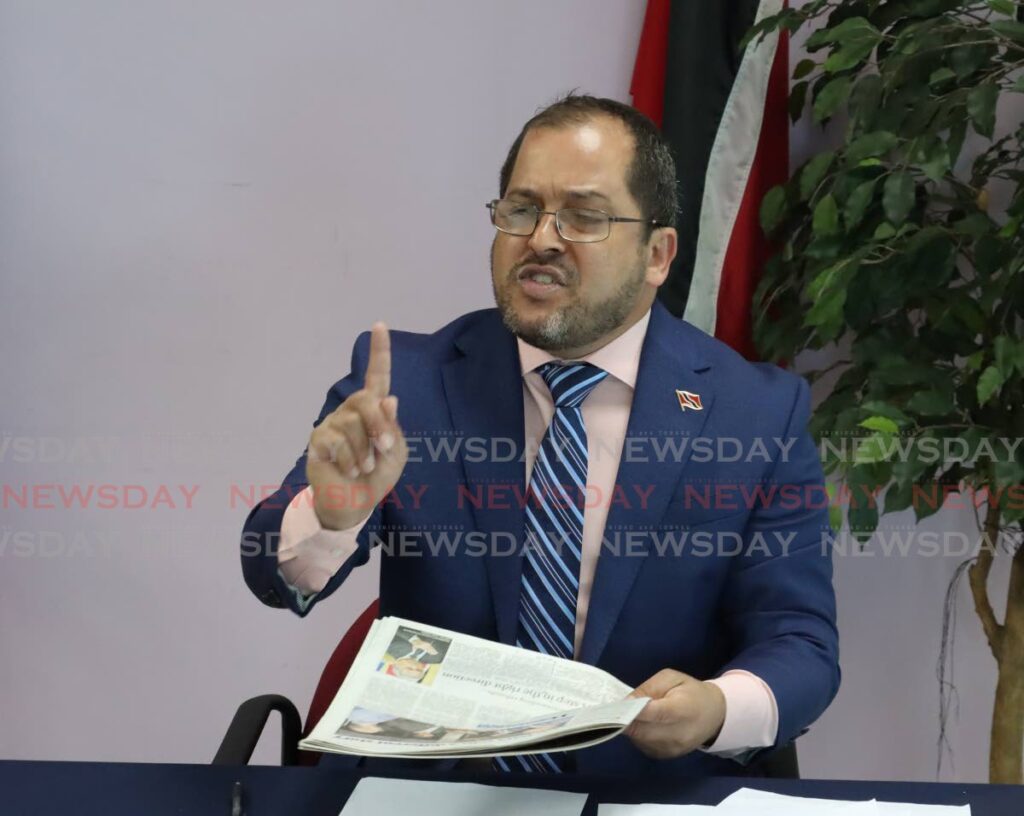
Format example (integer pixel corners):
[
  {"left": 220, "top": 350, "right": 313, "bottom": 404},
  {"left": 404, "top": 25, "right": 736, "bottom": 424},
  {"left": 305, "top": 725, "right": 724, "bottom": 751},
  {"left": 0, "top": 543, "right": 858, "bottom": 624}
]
[{"left": 298, "top": 598, "right": 379, "bottom": 765}]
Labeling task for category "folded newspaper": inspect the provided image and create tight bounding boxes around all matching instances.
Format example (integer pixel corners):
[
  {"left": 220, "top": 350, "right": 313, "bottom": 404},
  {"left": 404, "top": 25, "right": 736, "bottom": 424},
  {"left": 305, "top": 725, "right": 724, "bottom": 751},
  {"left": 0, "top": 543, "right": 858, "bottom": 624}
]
[{"left": 299, "top": 616, "right": 649, "bottom": 759}]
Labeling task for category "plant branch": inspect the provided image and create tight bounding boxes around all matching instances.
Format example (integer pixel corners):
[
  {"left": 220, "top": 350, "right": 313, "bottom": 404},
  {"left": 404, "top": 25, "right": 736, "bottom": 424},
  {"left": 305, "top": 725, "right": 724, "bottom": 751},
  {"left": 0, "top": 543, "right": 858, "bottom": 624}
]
[{"left": 968, "top": 500, "right": 1005, "bottom": 661}]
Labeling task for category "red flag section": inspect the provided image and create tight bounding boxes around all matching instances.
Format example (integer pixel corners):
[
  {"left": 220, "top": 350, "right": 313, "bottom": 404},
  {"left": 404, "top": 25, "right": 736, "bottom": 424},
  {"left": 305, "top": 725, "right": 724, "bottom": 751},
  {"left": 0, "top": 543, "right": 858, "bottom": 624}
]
[
  {"left": 631, "top": 0, "right": 790, "bottom": 362},
  {"left": 630, "top": 0, "right": 671, "bottom": 128}
]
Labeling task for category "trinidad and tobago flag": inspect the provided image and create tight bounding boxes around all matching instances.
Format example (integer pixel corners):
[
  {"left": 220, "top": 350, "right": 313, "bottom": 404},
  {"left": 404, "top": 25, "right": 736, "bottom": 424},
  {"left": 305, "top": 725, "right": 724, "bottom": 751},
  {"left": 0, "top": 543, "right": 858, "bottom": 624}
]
[
  {"left": 676, "top": 389, "right": 704, "bottom": 412},
  {"left": 631, "top": 0, "right": 790, "bottom": 361}
]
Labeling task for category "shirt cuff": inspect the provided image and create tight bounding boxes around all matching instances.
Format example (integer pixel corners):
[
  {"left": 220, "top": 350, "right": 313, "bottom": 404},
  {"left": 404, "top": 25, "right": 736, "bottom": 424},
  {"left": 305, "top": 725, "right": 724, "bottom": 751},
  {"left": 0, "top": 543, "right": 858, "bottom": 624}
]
[
  {"left": 277, "top": 486, "right": 369, "bottom": 595},
  {"left": 702, "top": 670, "right": 779, "bottom": 757}
]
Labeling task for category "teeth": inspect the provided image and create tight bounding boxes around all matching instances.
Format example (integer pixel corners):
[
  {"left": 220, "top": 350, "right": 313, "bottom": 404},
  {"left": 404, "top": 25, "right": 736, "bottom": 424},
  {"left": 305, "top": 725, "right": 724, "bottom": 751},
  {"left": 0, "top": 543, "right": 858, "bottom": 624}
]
[{"left": 531, "top": 273, "right": 554, "bottom": 284}]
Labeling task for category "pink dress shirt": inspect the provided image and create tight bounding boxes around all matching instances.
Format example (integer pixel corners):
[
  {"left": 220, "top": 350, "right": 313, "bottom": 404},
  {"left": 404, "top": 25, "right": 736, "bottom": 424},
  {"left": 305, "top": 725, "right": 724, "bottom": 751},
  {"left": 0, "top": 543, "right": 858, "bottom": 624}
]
[{"left": 276, "top": 309, "right": 778, "bottom": 755}]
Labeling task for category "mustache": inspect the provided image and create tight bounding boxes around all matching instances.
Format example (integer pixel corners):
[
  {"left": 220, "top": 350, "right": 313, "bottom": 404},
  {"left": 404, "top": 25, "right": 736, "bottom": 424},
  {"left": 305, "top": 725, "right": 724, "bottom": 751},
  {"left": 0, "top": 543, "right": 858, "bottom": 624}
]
[{"left": 510, "top": 257, "right": 576, "bottom": 281}]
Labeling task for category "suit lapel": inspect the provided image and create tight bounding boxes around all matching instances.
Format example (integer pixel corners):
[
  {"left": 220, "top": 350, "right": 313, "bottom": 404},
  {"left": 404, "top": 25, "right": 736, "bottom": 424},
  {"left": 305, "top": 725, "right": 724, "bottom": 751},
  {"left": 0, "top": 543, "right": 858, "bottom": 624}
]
[
  {"left": 579, "top": 302, "right": 716, "bottom": 666},
  {"left": 441, "top": 314, "right": 526, "bottom": 646}
]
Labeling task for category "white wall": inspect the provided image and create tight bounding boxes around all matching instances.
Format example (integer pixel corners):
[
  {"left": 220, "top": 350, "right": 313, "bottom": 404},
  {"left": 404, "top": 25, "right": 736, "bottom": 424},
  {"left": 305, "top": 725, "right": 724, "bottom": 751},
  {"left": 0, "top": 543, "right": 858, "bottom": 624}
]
[
  {"left": 0, "top": 0, "right": 645, "bottom": 765},
  {"left": 0, "top": 0, "right": 1009, "bottom": 781}
]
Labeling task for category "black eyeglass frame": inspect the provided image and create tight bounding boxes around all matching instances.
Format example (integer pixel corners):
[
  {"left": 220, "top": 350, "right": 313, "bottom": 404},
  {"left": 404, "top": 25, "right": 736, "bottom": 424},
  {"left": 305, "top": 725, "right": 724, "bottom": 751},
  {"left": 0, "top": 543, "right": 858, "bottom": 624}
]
[{"left": 485, "top": 199, "right": 663, "bottom": 243}]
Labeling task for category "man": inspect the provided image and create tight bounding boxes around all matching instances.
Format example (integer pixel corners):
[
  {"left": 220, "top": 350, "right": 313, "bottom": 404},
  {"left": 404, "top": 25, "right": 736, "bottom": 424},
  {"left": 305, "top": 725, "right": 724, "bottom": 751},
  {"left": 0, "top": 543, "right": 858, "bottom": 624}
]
[{"left": 241, "top": 94, "right": 839, "bottom": 777}]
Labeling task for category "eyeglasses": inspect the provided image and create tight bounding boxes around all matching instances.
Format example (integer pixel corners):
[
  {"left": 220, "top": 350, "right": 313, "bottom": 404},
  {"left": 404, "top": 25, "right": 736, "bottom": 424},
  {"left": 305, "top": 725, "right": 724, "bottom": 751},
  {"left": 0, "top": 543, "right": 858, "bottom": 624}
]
[{"left": 486, "top": 199, "right": 662, "bottom": 243}]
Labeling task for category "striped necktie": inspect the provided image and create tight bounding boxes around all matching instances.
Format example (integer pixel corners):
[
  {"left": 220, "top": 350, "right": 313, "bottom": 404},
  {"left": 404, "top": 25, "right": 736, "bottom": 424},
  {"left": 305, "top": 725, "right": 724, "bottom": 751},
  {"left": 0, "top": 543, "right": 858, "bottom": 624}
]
[{"left": 494, "top": 361, "right": 608, "bottom": 774}]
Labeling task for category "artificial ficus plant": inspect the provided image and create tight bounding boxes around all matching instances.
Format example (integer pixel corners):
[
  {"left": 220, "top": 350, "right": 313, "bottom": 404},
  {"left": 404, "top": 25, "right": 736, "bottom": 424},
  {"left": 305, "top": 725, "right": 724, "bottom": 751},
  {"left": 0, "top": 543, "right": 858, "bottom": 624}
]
[{"left": 748, "top": 0, "right": 1024, "bottom": 783}]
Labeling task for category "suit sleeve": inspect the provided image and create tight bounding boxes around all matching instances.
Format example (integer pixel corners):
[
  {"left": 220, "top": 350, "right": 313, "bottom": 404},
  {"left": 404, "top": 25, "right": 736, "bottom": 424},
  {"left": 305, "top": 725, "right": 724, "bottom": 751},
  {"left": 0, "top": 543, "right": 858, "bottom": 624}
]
[
  {"left": 716, "top": 374, "right": 840, "bottom": 748},
  {"left": 239, "top": 329, "right": 384, "bottom": 616}
]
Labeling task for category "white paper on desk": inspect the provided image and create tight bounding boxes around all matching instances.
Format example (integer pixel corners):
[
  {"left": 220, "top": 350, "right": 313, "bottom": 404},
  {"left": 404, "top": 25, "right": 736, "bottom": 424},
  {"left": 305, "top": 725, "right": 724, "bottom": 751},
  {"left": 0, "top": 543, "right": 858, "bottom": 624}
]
[
  {"left": 340, "top": 777, "right": 587, "bottom": 816},
  {"left": 721, "top": 788, "right": 971, "bottom": 815},
  {"left": 600, "top": 804, "right": 721, "bottom": 815},
  {"left": 718, "top": 787, "right": 880, "bottom": 814},
  {"left": 598, "top": 794, "right": 875, "bottom": 815}
]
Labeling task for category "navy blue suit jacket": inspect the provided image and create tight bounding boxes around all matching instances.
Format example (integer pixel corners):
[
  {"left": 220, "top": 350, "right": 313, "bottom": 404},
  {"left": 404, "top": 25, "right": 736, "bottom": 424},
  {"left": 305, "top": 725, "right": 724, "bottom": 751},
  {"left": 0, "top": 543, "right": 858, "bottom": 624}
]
[{"left": 242, "top": 300, "right": 840, "bottom": 778}]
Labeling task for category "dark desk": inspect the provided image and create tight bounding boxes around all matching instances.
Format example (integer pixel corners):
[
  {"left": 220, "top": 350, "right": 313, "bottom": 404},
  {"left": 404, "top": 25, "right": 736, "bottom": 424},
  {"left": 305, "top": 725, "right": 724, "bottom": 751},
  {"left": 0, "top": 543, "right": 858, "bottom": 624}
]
[{"left": 2, "top": 760, "right": 1020, "bottom": 815}]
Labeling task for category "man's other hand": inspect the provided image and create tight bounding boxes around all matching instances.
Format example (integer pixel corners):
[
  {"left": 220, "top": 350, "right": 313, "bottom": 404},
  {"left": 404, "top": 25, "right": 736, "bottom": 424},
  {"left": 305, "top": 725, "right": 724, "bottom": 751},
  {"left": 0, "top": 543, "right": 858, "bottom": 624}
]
[
  {"left": 306, "top": 322, "right": 408, "bottom": 530},
  {"left": 624, "top": 669, "right": 727, "bottom": 759}
]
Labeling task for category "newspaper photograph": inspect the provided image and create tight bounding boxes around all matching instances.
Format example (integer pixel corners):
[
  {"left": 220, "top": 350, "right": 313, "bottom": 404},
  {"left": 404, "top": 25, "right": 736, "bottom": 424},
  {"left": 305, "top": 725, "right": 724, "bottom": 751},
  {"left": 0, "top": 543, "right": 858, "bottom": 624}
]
[{"left": 299, "top": 616, "right": 649, "bottom": 759}]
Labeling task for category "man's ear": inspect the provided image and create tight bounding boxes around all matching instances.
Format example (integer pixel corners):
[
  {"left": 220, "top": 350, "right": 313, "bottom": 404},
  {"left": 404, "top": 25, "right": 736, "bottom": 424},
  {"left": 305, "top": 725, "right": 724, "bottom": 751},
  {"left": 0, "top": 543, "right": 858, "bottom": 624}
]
[{"left": 644, "top": 227, "right": 678, "bottom": 287}]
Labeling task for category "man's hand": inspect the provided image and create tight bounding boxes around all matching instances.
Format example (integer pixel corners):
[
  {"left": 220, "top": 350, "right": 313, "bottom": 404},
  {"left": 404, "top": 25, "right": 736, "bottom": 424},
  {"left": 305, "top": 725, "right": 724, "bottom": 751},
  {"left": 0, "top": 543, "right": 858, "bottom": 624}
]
[
  {"left": 306, "top": 322, "right": 408, "bottom": 530},
  {"left": 624, "top": 670, "right": 727, "bottom": 759}
]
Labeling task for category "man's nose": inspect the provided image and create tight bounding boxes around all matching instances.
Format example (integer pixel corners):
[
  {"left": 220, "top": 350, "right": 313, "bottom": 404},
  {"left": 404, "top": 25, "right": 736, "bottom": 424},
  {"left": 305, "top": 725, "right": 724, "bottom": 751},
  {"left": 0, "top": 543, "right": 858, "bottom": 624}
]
[{"left": 527, "top": 211, "right": 566, "bottom": 257}]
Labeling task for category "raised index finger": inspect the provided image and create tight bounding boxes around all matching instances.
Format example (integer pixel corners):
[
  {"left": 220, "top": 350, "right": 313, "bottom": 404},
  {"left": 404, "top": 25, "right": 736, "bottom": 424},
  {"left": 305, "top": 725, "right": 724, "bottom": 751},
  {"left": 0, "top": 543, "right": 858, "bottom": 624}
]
[{"left": 364, "top": 322, "right": 391, "bottom": 397}]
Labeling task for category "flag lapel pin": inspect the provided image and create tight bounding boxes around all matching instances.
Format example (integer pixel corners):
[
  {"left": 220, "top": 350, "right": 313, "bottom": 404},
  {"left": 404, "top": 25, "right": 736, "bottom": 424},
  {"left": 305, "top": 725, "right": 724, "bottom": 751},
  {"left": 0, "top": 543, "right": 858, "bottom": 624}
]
[{"left": 676, "top": 389, "right": 703, "bottom": 412}]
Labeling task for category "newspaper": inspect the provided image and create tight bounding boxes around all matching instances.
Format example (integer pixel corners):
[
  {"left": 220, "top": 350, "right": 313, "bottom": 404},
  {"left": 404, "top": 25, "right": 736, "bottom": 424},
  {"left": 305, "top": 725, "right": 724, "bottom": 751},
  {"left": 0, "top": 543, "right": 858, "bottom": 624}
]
[{"left": 299, "top": 616, "right": 648, "bottom": 759}]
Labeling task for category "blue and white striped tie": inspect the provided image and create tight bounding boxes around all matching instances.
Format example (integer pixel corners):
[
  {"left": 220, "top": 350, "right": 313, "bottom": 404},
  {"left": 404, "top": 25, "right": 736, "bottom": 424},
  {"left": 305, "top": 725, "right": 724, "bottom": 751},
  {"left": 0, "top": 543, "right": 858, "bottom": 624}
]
[{"left": 494, "top": 361, "right": 608, "bottom": 774}]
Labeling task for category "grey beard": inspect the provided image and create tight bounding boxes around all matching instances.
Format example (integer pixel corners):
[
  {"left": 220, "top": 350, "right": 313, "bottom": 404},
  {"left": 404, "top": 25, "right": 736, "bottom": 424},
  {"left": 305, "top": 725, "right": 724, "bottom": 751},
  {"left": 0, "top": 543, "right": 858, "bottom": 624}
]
[{"left": 492, "top": 264, "right": 646, "bottom": 353}]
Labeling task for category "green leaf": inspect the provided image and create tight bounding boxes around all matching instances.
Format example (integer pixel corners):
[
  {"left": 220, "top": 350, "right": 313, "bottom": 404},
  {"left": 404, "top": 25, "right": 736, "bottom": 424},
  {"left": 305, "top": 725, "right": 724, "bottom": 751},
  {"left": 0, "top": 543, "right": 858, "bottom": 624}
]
[
  {"left": 884, "top": 478, "right": 914, "bottom": 515},
  {"left": 914, "top": 481, "right": 944, "bottom": 522},
  {"left": 807, "top": 16, "right": 882, "bottom": 48},
  {"left": 874, "top": 222, "right": 897, "bottom": 240},
  {"left": 803, "top": 284, "right": 847, "bottom": 340},
  {"left": 953, "top": 214, "right": 994, "bottom": 238},
  {"left": 950, "top": 43, "right": 995, "bottom": 80},
  {"left": 860, "top": 401, "right": 912, "bottom": 426},
  {"left": 952, "top": 299, "right": 987, "bottom": 335},
  {"left": 829, "top": 502, "right": 844, "bottom": 534},
  {"left": 893, "top": 437, "right": 935, "bottom": 485},
  {"left": 917, "top": 139, "right": 951, "bottom": 183},
  {"left": 987, "top": 0, "right": 1017, "bottom": 15},
  {"left": 947, "top": 119, "right": 968, "bottom": 166},
  {"left": 813, "top": 76, "right": 852, "bottom": 123},
  {"left": 965, "top": 350, "right": 985, "bottom": 371},
  {"left": 994, "top": 335, "right": 1016, "bottom": 378},
  {"left": 846, "top": 131, "right": 899, "bottom": 163},
  {"left": 848, "top": 499, "right": 879, "bottom": 543},
  {"left": 994, "top": 458, "right": 1024, "bottom": 492},
  {"left": 967, "top": 83, "right": 999, "bottom": 138},
  {"left": 793, "top": 58, "right": 817, "bottom": 80},
  {"left": 883, "top": 172, "right": 915, "bottom": 225},
  {"left": 760, "top": 185, "right": 788, "bottom": 233},
  {"left": 860, "top": 416, "right": 900, "bottom": 435},
  {"left": 975, "top": 235, "right": 1014, "bottom": 275},
  {"left": 813, "top": 194, "right": 841, "bottom": 236},
  {"left": 998, "top": 216, "right": 1021, "bottom": 238},
  {"left": 800, "top": 152, "right": 835, "bottom": 200},
  {"left": 977, "top": 365, "right": 1005, "bottom": 405},
  {"left": 805, "top": 236, "right": 845, "bottom": 260},
  {"left": 929, "top": 67, "right": 957, "bottom": 88},
  {"left": 1005, "top": 503, "right": 1024, "bottom": 525},
  {"left": 790, "top": 80, "right": 809, "bottom": 122},
  {"left": 855, "top": 433, "right": 893, "bottom": 464},
  {"left": 906, "top": 390, "right": 955, "bottom": 417},
  {"left": 956, "top": 427, "right": 988, "bottom": 462},
  {"left": 808, "top": 258, "right": 857, "bottom": 300},
  {"left": 904, "top": 229, "right": 955, "bottom": 286},
  {"left": 844, "top": 179, "right": 877, "bottom": 229},
  {"left": 825, "top": 39, "right": 879, "bottom": 73},
  {"left": 992, "top": 21, "right": 1024, "bottom": 42},
  {"left": 848, "top": 74, "right": 884, "bottom": 132}
]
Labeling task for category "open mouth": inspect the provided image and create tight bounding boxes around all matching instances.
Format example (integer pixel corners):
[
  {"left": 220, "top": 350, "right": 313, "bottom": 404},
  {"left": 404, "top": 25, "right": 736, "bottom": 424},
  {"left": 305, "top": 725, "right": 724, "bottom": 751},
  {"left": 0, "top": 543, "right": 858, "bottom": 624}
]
[{"left": 516, "top": 265, "right": 568, "bottom": 299}]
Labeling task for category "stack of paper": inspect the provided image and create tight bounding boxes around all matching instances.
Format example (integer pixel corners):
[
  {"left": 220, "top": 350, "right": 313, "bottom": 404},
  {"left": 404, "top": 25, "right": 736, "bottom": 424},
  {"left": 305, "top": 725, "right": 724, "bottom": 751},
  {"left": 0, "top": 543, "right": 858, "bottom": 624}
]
[{"left": 600, "top": 787, "right": 971, "bottom": 815}]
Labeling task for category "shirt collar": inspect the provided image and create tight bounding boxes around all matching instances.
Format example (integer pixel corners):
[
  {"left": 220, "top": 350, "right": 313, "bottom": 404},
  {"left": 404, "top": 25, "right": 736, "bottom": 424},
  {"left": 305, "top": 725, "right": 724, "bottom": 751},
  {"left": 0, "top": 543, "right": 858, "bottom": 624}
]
[{"left": 516, "top": 308, "right": 651, "bottom": 390}]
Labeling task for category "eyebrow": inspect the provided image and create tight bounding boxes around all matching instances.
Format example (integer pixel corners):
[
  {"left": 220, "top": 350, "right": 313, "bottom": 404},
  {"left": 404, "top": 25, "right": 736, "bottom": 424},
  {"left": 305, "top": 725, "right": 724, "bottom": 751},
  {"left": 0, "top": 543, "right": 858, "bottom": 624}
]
[{"left": 506, "top": 187, "right": 613, "bottom": 205}]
